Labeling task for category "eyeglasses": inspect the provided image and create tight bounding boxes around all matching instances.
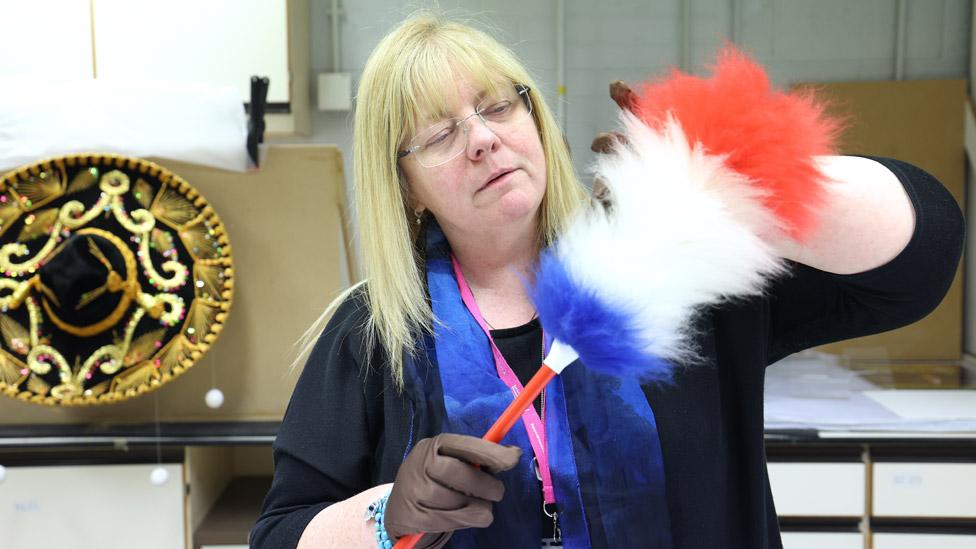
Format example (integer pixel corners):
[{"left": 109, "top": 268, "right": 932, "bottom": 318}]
[{"left": 398, "top": 84, "right": 533, "bottom": 168}]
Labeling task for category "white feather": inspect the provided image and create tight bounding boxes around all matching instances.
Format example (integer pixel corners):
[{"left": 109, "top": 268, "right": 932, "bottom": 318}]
[{"left": 560, "top": 112, "right": 785, "bottom": 362}]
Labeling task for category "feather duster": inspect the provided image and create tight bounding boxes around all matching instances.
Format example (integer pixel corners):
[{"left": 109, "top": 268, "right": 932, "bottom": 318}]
[
  {"left": 633, "top": 45, "right": 842, "bottom": 241},
  {"left": 394, "top": 47, "right": 840, "bottom": 549}
]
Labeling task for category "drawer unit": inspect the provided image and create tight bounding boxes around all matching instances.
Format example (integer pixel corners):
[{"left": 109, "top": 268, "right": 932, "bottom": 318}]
[
  {"left": 0, "top": 463, "right": 185, "bottom": 549},
  {"left": 768, "top": 462, "right": 866, "bottom": 516},
  {"left": 873, "top": 463, "right": 976, "bottom": 518},
  {"left": 781, "top": 532, "right": 863, "bottom": 549},
  {"left": 873, "top": 533, "right": 976, "bottom": 548}
]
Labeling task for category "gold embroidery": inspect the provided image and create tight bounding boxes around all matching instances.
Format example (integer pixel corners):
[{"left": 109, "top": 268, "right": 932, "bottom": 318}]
[
  {"left": 0, "top": 351, "right": 27, "bottom": 386},
  {"left": 26, "top": 306, "right": 144, "bottom": 398},
  {"left": 39, "top": 229, "right": 138, "bottom": 338},
  {"left": 139, "top": 234, "right": 188, "bottom": 290},
  {"left": 133, "top": 178, "right": 155, "bottom": 210},
  {"left": 0, "top": 315, "right": 30, "bottom": 355},
  {"left": 110, "top": 361, "right": 156, "bottom": 393},
  {"left": 183, "top": 299, "right": 221, "bottom": 345},
  {"left": 111, "top": 196, "right": 156, "bottom": 234},
  {"left": 0, "top": 276, "right": 38, "bottom": 310},
  {"left": 83, "top": 377, "right": 111, "bottom": 397},
  {"left": 124, "top": 327, "right": 166, "bottom": 366},
  {"left": 150, "top": 227, "right": 176, "bottom": 257},
  {"left": 180, "top": 216, "right": 225, "bottom": 261},
  {"left": 0, "top": 226, "right": 63, "bottom": 275},
  {"left": 16, "top": 207, "right": 60, "bottom": 242},
  {"left": 26, "top": 372, "right": 50, "bottom": 396},
  {"left": 152, "top": 184, "right": 200, "bottom": 228},
  {"left": 0, "top": 153, "right": 234, "bottom": 406},
  {"left": 0, "top": 190, "right": 24, "bottom": 239},
  {"left": 65, "top": 167, "right": 99, "bottom": 195},
  {"left": 141, "top": 292, "right": 185, "bottom": 326},
  {"left": 193, "top": 261, "right": 231, "bottom": 300},
  {"left": 12, "top": 168, "right": 65, "bottom": 211},
  {"left": 154, "top": 335, "right": 195, "bottom": 377},
  {"left": 59, "top": 193, "right": 110, "bottom": 229}
]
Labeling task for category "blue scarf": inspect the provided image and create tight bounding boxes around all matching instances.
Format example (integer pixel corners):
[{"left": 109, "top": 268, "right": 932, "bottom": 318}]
[{"left": 422, "top": 223, "right": 674, "bottom": 548}]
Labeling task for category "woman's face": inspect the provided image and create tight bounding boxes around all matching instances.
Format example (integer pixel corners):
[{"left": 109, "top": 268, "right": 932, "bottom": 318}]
[{"left": 399, "top": 77, "right": 547, "bottom": 239}]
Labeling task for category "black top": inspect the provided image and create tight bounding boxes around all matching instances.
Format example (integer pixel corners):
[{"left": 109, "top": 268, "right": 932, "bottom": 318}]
[
  {"left": 250, "top": 157, "right": 964, "bottom": 549},
  {"left": 490, "top": 318, "right": 544, "bottom": 415}
]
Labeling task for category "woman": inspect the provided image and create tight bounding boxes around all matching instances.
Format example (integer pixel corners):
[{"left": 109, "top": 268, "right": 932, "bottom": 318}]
[{"left": 250, "top": 12, "right": 963, "bottom": 549}]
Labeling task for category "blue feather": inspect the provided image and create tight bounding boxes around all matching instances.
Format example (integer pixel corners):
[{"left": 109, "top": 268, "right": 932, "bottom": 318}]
[{"left": 529, "top": 250, "right": 675, "bottom": 383}]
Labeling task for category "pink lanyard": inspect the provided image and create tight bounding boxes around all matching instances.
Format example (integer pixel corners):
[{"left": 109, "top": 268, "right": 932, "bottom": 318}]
[{"left": 451, "top": 255, "right": 556, "bottom": 505}]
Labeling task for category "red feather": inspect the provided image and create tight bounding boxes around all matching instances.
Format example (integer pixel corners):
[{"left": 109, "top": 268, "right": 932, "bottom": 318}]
[{"left": 633, "top": 45, "right": 843, "bottom": 241}]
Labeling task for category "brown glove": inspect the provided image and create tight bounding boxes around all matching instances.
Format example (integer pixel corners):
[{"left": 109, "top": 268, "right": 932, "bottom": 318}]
[
  {"left": 590, "top": 81, "right": 638, "bottom": 154},
  {"left": 590, "top": 81, "right": 640, "bottom": 212},
  {"left": 384, "top": 433, "right": 522, "bottom": 549}
]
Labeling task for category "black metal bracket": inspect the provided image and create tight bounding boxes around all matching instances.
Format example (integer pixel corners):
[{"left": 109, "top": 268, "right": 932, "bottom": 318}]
[{"left": 246, "top": 76, "right": 270, "bottom": 167}]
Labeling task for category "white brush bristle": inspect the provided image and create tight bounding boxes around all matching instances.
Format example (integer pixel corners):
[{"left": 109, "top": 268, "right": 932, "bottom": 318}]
[{"left": 560, "top": 112, "right": 785, "bottom": 362}]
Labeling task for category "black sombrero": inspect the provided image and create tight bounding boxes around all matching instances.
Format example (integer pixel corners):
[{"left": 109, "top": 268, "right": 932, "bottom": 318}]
[{"left": 0, "top": 154, "right": 234, "bottom": 405}]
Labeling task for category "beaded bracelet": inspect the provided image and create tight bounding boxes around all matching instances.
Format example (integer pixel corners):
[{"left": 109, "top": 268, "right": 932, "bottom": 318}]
[{"left": 364, "top": 491, "right": 396, "bottom": 549}]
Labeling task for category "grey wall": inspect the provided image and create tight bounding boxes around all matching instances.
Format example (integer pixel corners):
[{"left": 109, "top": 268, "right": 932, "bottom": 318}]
[{"left": 288, "top": 0, "right": 970, "bottom": 252}]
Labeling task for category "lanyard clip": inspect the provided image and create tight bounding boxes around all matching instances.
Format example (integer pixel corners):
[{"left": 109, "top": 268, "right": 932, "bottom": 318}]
[{"left": 543, "top": 502, "right": 561, "bottom": 543}]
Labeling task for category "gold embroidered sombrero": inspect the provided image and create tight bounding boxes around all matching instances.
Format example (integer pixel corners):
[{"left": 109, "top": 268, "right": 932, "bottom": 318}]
[{"left": 0, "top": 154, "right": 234, "bottom": 405}]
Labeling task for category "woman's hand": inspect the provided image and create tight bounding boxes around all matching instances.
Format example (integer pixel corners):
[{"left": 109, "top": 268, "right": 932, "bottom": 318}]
[{"left": 384, "top": 433, "right": 522, "bottom": 548}]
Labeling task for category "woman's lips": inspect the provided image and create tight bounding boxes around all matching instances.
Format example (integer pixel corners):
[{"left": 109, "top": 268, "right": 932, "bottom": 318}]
[{"left": 478, "top": 169, "right": 516, "bottom": 192}]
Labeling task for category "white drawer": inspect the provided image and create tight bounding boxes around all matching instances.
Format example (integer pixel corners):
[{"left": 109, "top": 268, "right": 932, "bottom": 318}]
[
  {"left": 768, "top": 462, "right": 865, "bottom": 516},
  {"left": 781, "top": 531, "right": 863, "bottom": 549},
  {"left": 873, "top": 463, "right": 976, "bottom": 518},
  {"left": 0, "top": 463, "right": 184, "bottom": 549},
  {"left": 873, "top": 533, "right": 976, "bottom": 549}
]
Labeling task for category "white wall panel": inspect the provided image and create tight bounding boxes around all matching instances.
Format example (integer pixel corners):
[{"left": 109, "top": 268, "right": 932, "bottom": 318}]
[
  {"left": 0, "top": 0, "right": 93, "bottom": 79},
  {"left": 92, "top": 0, "right": 289, "bottom": 103}
]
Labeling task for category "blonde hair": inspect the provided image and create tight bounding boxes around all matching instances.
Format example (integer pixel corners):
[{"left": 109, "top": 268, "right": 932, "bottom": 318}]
[{"left": 298, "top": 12, "right": 586, "bottom": 388}]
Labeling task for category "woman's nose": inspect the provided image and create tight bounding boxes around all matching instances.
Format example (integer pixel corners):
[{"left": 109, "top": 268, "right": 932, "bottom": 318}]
[{"left": 464, "top": 115, "right": 501, "bottom": 160}]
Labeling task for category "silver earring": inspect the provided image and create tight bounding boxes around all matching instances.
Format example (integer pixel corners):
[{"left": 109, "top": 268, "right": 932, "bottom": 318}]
[{"left": 414, "top": 208, "right": 424, "bottom": 225}]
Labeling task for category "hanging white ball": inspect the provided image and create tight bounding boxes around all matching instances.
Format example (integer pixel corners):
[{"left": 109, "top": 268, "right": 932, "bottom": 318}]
[
  {"left": 150, "top": 466, "right": 169, "bottom": 485},
  {"left": 0, "top": 464, "right": 6, "bottom": 482},
  {"left": 205, "top": 388, "right": 225, "bottom": 409}
]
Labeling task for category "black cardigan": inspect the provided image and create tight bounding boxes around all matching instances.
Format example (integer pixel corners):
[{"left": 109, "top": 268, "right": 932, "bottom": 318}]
[{"left": 251, "top": 157, "right": 964, "bottom": 549}]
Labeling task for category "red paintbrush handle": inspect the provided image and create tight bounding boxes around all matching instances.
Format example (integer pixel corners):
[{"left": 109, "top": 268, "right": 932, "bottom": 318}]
[
  {"left": 394, "top": 533, "right": 422, "bottom": 548},
  {"left": 393, "top": 364, "right": 558, "bottom": 549},
  {"left": 484, "top": 363, "right": 557, "bottom": 442}
]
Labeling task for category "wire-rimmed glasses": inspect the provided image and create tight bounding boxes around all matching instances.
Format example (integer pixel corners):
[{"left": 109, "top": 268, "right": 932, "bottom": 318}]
[{"left": 398, "top": 84, "right": 533, "bottom": 168}]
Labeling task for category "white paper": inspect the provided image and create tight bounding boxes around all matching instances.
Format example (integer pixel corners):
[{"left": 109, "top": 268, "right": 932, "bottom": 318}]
[
  {"left": 0, "top": 77, "right": 249, "bottom": 173},
  {"left": 765, "top": 353, "right": 976, "bottom": 433},
  {"left": 862, "top": 390, "right": 976, "bottom": 421}
]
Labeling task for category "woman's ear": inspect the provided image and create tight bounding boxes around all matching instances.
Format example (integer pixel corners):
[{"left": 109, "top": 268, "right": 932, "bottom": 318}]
[
  {"left": 405, "top": 188, "right": 426, "bottom": 215},
  {"left": 398, "top": 166, "right": 423, "bottom": 212}
]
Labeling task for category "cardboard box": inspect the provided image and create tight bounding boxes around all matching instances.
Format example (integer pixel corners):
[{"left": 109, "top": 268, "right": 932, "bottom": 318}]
[{"left": 792, "top": 79, "right": 966, "bottom": 361}]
